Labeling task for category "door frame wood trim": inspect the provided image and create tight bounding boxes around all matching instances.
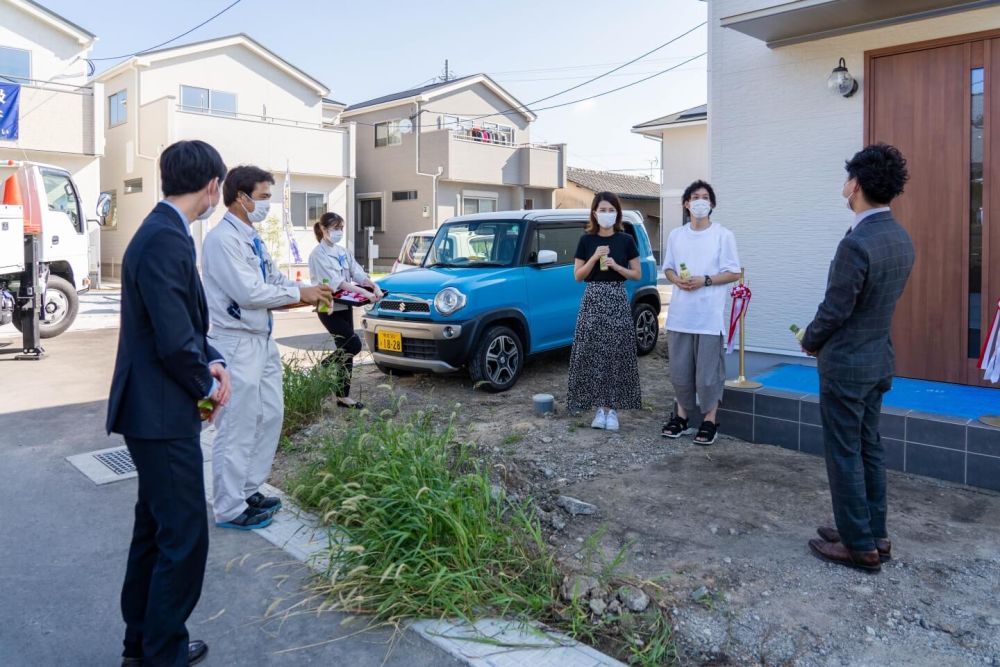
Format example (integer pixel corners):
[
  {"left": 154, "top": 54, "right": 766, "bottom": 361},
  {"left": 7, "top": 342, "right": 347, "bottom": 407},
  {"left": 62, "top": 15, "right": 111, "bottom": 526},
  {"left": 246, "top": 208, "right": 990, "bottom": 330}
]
[{"left": 865, "top": 28, "right": 1000, "bottom": 59}]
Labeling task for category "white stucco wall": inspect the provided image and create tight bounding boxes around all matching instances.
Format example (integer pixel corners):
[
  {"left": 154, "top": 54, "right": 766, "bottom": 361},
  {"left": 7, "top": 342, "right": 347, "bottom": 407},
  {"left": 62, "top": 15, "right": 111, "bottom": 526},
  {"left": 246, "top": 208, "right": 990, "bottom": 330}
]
[
  {"left": 708, "top": 0, "right": 1000, "bottom": 354},
  {"left": 0, "top": 3, "right": 91, "bottom": 85}
]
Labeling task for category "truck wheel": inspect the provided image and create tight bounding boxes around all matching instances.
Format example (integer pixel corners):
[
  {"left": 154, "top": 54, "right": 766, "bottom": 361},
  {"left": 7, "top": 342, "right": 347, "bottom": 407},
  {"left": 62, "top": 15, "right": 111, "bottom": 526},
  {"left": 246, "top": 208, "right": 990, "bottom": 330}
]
[
  {"left": 633, "top": 302, "right": 659, "bottom": 356},
  {"left": 374, "top": 361, "right": 412, "bottom": 377},
  {"left": 39, "top": 276, "right": 78, "bottom": 338},
  {"left": 468, "top": 325, "right": 523, "bottom": 392}
]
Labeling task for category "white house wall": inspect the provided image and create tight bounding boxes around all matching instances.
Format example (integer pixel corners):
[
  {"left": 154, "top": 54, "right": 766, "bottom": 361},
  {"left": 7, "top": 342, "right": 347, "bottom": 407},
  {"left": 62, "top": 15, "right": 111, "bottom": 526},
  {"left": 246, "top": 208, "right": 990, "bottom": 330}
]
[
  {"left": 708, "top": 0, "right": 1000, "bottom": 354},
  {"left": 0, "top": 4, "right": 90, "bottom": 85}
]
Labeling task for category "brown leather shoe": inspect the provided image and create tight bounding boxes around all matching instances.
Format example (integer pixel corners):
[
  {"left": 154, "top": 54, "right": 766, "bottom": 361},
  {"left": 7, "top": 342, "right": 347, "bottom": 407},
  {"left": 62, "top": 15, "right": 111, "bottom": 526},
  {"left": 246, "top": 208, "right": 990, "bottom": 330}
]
[
  {"left": 817, "top": 526, "right": 892, "bottom": 561},
  {"left": 808, "top": 538, "right": 882, "bottom": 573}
]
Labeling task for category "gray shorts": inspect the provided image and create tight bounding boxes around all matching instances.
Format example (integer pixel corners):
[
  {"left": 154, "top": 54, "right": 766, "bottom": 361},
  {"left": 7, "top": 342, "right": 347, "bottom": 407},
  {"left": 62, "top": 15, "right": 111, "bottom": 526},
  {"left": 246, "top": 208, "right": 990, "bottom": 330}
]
[{"left": 667, "top": 331, "right": 726, "bottom": 413}]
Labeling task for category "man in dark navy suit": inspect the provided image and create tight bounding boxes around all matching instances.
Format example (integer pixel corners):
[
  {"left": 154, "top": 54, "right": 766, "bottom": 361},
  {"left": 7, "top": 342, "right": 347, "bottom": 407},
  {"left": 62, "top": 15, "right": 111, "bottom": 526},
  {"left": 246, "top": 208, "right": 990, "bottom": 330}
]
[{"left": 107, "top": 140, "right": 232, "bottom": 666}]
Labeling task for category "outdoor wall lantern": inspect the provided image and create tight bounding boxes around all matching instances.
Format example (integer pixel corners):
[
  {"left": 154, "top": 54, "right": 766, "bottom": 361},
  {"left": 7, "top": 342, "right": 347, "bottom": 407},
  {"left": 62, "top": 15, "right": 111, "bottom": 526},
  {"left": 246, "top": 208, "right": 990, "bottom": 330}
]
[{"left": 828, "top": 57, "right": 859, "bottom": 98}]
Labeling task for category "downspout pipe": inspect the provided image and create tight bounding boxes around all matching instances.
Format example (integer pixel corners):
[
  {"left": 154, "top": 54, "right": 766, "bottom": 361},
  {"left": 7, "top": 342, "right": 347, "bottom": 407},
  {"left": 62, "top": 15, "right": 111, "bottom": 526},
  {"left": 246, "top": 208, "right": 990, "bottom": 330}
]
[{"left": 413, "top": 102, "right": 444, "bottom": 228}]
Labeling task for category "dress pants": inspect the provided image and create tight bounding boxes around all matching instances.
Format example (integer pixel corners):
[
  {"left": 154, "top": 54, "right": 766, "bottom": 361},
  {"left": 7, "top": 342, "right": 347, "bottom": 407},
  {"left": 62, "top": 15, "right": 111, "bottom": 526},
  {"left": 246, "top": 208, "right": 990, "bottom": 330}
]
[
  {"left": 121, "top": 436, "right": 209, "bottom": 667},
  {"left": 208, "top": 332, "right": 283, "bottom": 523},
  {"left": 819, "top": 374, "right": 893, "bottom": 553}
]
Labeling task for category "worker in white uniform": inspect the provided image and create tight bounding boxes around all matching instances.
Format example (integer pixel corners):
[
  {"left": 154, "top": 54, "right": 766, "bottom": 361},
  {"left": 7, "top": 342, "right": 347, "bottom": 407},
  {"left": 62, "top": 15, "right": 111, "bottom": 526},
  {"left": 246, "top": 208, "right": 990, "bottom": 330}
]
[{"left": 201, "top": 165, "right": 332, "bottom": 530}]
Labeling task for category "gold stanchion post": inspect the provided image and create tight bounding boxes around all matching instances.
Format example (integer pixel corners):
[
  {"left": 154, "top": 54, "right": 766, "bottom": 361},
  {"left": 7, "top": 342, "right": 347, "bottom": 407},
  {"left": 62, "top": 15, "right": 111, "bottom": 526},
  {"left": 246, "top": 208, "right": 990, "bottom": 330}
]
[{"left": 725, "top": 268, "right": 763, "bottom": 390}]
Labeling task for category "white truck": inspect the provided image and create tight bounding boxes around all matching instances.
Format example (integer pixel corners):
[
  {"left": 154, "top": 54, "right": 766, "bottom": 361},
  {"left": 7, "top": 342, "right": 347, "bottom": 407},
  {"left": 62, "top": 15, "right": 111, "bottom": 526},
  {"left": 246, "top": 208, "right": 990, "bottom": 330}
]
[{"left": 1, "top": 161, "right": 108, "bottom": 339}]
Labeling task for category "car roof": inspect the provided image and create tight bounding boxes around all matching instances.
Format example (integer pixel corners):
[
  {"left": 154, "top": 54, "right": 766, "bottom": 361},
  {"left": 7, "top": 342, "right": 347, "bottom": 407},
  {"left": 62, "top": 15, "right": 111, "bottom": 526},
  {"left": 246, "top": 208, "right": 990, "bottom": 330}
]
[{"left": 443, "top": 208, "right": 644, "bottom": 225}]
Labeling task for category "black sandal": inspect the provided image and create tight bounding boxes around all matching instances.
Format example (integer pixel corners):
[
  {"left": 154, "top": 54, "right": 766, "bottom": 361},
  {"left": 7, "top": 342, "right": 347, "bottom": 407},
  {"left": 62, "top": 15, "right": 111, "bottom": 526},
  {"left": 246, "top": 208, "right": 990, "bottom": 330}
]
[
  {"left": 694, "top": 420, "right": 718, "bottom": 446},
  {"left": 337, "top": 399, "right": 365, "bottom": 410},
  {"left": 661, "top": 414, "right": 692, "bottom": 438}
]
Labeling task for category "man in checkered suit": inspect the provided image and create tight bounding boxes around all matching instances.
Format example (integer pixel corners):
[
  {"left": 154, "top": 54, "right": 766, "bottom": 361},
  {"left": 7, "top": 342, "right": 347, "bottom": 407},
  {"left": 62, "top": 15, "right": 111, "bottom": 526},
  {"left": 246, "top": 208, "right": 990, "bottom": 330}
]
[{"left": 801, "top": 144, "right": 915, "bottom": 573}]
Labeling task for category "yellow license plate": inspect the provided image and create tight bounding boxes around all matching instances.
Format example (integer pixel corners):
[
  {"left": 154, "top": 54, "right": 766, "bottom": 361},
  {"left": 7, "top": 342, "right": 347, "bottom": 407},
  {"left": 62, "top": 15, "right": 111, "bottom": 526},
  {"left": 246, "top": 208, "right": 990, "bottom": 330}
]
[{"left": 377, "top": 330, "right": 403, "bottom": 353}]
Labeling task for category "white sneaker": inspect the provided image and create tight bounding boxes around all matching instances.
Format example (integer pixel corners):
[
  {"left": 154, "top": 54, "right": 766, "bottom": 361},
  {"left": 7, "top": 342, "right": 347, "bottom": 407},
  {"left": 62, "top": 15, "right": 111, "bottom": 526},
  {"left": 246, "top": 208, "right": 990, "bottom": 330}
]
[
  {"left": 591, "top": 409, "right": 607, "bottom": 429},
  {"left": 605, "top": 410, "right": 620, "bottom": 431}
]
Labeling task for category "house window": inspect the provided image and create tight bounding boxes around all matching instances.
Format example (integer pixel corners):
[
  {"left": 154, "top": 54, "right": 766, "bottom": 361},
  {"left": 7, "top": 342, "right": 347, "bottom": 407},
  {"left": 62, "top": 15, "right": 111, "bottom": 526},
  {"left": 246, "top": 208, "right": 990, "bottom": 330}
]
[
  {"left": 463, "top": 197, "right": 496, "bottom": 215},
  {"left": 180, "top": 85, "right": 238, "bottom": 117},
  {"left": 0, "top": 45, "right": 30, "bottom": 81},
  {"left": 290, "top": 192, "right": 326, "bottom": 229},
  {"left": 375, "top": 120, "right": 403, "bottom": 148},
  {"left": 108, "top": 90, "right": 127, "bottom": 127},
  {"left": 392, "top": 190, "right": 418, "bottom": 201},
  {"left": 357, "top": 197, "right": 384, "bottom": 232},
  {"left": 124, "top": 178, "right": 143, "bottom": 194},
  {"left": 523, "top": 198, "right": 534, "bottom": 210}
]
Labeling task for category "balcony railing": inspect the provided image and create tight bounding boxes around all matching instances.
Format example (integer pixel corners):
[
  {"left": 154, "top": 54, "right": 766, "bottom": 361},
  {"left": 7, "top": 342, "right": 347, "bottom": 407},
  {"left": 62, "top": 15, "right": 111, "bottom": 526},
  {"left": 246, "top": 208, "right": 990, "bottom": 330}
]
[
  {"left": 0, "top": 82, "right": 98, "bottom": 155},
  {"left": 172, "top": 105, "right": 351, "bottom": 178}
]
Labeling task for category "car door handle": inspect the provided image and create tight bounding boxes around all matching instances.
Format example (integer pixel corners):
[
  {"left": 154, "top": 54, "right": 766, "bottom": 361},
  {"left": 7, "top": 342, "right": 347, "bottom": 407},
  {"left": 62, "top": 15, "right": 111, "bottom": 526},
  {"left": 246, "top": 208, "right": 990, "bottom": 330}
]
[{"left": 52, "top": 236, "right": 60, "bottom": 245}]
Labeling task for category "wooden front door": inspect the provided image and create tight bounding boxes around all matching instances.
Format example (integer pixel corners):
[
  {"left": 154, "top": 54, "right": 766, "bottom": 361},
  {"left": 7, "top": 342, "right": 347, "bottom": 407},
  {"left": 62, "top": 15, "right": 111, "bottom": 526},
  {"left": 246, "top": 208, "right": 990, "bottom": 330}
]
[{"left": 867, "top": 32, "right": 1000, "bottom": 385}]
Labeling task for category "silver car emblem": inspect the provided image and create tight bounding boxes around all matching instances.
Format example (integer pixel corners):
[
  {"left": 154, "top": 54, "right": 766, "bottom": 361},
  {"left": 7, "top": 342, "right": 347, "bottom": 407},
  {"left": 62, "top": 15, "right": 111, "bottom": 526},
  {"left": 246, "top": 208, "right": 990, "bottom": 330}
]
[{"left": 399, "top": 302, "right": 406, "bottom": 312}]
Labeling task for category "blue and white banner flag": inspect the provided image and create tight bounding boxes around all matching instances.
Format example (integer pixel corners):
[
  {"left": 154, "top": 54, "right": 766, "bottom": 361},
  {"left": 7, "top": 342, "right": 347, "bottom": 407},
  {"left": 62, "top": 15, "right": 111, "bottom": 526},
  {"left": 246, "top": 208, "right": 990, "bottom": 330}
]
[
  {"left": 0, "top": 83, "right": 21, "bottom": 141},
  {"left": 281, "top": 162, "right": 302, "bottom": 263}
]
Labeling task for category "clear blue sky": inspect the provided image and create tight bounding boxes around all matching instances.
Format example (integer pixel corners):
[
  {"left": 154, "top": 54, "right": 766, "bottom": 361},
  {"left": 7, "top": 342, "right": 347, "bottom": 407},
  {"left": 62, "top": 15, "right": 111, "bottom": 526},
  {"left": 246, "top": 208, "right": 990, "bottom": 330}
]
[{"left": 47, "top": 0, "right": 708, "bottom": 181}]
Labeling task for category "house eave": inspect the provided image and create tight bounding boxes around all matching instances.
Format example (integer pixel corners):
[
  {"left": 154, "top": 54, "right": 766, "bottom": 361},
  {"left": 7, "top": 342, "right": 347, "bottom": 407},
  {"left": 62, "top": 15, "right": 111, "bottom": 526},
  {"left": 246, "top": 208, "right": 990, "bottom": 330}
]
[{"left": 721, "top": 0, "right": 1000, "bottom": 48}]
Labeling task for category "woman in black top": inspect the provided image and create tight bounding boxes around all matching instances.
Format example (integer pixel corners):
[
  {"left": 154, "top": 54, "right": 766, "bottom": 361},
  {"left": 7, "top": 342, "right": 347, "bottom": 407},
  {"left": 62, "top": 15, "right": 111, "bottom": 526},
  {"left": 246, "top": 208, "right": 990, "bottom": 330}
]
[{"left": 567, "top": 192, "right": 642, "bottom": 431}]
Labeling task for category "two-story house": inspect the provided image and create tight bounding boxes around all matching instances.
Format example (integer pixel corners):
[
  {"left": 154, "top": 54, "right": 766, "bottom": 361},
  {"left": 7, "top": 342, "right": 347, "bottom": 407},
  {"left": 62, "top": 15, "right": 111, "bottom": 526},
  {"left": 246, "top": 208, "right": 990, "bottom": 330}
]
[
  {"left": 95, "top": 33, "right": 355, "bottom": 275},
  {"left": 340, "top": 74, "right": 566, "bottom": 270},
  {"left": 0, "top": 0, "right": 102, "bottom": 281}
]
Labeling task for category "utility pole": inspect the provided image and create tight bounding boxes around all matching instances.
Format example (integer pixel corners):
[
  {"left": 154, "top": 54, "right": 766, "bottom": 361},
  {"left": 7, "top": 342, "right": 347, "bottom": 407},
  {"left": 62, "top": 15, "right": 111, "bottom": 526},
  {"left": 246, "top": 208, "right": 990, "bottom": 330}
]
[{"left": 440, "top": 60, "right": 455, "bottom": 82}]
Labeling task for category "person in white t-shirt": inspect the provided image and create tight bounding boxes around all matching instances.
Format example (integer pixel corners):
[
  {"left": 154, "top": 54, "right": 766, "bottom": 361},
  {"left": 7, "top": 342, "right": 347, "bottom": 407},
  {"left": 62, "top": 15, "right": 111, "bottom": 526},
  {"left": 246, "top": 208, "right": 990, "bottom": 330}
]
[{"left": 660, "top": 181, "right": 741, "bottom": 445}]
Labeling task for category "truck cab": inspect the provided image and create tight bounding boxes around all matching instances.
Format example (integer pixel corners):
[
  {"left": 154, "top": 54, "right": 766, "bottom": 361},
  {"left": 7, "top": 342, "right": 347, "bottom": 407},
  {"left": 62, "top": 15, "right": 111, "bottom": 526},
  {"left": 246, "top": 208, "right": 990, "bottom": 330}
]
[{"left": 1, "top": 161, "right": 104, "bottom": 337}]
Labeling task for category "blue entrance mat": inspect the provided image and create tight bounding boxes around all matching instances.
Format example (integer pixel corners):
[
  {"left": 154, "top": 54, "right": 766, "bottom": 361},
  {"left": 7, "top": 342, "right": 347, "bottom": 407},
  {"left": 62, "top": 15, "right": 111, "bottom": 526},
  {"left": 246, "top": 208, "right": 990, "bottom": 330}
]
[{"left": 753, "top": 364, "right": 1000, "bottom": 420}]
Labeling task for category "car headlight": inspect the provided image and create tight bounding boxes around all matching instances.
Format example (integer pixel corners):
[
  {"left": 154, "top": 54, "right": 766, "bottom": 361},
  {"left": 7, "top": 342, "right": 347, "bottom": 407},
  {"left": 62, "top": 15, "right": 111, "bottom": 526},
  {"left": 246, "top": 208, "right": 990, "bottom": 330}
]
[{"left": 434, "top": 287, "right": 467, "bottom": 315}]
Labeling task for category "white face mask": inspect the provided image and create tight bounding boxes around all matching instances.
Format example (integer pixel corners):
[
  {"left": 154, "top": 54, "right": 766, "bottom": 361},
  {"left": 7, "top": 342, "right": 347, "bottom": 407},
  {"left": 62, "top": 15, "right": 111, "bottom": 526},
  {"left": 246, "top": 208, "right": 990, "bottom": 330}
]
[
  {"left": 596, "top": 211, "right": 617, "bottom": 228},
  {"left": 327, "top": 230, "right": 344, "bottom": 244},
  {"left": 241, "top": 194, "right": 271, "bottom": 223},
  {"left": 197, "top": 179, "right": 221, "bottom": 221},
  {"left": 843, "top": 182, "right": 857, "bottom": 212},
  {"left": 689, "top": 199, "right": 712, "bottom": 220}
]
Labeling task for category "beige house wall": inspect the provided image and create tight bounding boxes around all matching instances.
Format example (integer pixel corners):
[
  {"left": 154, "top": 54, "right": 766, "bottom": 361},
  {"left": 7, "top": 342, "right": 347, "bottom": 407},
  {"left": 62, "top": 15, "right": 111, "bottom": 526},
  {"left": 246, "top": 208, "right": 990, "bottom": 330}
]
[
  {"left": 346, "top": 80, "right": 565, "bottom": 267},
  {"left": 98, "top": 44, "right": 353, "bottom": 274}
]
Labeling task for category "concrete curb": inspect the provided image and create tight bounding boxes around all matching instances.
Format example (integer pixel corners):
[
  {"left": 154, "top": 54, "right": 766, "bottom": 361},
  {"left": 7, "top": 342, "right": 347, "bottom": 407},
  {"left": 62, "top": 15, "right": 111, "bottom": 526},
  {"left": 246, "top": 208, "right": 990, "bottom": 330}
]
[{"left": 199, "top": 429, "right": 626, "bottom": 667}]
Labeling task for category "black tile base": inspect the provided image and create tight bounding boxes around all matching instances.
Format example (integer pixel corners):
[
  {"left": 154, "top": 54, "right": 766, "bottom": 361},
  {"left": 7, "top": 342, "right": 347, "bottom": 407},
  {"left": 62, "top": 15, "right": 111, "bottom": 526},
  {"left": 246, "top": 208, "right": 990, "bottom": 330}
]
[{"left": 721, "top": 384, "right": 997, "bottom": 492}]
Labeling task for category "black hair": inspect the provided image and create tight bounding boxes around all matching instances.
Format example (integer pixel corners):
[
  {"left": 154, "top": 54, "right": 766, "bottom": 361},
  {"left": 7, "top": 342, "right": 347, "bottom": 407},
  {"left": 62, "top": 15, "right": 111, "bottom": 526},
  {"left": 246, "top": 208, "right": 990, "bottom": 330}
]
[
  {"left": 682, "top": 180, "right": 717, "bottom": 208},
  {"left": 159, "top": 140, "right": 227, "bottom": 197},
  {"left": 845, "top": 143, "right": 909, "bottom": 205},
  {"left": 314, "top": 211, "right": 344, "bottom": 242},
  {"left": 223, "top": 165, "right": 275, "bottom": 206},
  {"left": 586, "top": 191, "right": 624, "bottom": 234}
]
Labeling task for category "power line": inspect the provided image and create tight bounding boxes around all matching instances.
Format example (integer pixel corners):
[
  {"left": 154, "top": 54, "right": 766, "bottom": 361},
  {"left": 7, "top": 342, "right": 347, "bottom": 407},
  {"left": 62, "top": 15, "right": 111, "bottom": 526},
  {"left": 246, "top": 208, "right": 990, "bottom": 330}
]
[
  {"left": 88, "top": 0, "right": 245, "bottom": 62},
  {"left": 495, "top": 65, "right": 703, "bottom": 84},
  {"left": 487, "top": 54, "right": 704, "bottom": 76},
  {"left": 525, "top": 53, "right": 706, "bottom": 114}
]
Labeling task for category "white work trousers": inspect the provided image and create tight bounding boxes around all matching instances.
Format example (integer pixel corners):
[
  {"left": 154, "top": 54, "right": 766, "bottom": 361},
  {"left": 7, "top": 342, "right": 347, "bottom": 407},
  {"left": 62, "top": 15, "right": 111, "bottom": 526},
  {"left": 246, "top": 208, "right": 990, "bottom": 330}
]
[{"left": 208, "top": 332, "right": 283, "bottom": 523}]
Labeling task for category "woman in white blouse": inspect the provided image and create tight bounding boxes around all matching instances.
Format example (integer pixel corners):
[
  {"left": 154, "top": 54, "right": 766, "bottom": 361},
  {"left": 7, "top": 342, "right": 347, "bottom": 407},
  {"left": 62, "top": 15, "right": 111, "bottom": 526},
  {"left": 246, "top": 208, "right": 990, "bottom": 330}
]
[{"left": 308, "top": 212, "right": 383, "bottom": 408}]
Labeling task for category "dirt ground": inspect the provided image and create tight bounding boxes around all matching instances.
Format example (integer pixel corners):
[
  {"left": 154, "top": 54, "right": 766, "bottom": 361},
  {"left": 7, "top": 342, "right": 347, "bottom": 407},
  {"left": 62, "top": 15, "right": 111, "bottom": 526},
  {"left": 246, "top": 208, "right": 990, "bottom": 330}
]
[{"left": 274, "top": 339, "right": 1000, "bottom": 667}]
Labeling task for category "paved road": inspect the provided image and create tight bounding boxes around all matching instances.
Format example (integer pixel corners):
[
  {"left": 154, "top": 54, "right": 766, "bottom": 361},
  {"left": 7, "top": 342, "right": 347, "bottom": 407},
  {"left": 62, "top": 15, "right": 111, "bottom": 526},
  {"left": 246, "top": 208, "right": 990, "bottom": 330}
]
[
  {"left": 0, "top": 320, "right": 461, "bottom": 666},
  {"left": 0, "top": 289, "right": 124, "bottom": 340}
]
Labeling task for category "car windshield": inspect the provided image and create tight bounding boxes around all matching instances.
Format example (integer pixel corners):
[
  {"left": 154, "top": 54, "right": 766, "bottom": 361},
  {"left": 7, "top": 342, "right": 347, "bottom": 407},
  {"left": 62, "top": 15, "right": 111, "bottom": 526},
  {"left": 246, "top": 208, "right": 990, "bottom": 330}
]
[{"left": 424, "top": 220, "right": 523, "bottom": 267}]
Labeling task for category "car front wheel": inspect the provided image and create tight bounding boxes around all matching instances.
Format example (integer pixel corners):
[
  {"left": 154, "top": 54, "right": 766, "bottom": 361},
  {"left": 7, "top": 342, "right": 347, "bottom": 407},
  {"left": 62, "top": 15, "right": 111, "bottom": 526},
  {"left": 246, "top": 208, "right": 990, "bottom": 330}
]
[
  {"left": 633, "top": 302, "right": 659, "bottom": 356},
  {"left": 468, "top": 325, "right": 523, "bottom": 392}
]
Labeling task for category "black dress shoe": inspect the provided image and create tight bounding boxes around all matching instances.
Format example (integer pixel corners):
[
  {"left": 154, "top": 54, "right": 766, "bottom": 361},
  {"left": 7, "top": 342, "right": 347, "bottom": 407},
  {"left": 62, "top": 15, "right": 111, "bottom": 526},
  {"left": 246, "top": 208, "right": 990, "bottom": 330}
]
[
  {"left": 121, "top": 640, "right": 208, "bottom": 666},
  {"left": 188, "top": 640, "right": 208, "bottom": 665}
]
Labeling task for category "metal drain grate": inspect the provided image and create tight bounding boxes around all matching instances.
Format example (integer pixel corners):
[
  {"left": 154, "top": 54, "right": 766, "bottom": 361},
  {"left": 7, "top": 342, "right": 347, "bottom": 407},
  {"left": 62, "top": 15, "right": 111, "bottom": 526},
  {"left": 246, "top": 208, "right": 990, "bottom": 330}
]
[{"left": 94, "top": 448, "right": 136, "bottom": 476}]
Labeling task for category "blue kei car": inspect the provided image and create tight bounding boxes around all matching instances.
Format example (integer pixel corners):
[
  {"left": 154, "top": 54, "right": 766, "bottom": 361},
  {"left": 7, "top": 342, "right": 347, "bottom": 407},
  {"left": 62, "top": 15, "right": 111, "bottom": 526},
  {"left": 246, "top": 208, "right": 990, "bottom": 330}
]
[{"left": 361, "top": 209, "right": 661, "bottom": 392}]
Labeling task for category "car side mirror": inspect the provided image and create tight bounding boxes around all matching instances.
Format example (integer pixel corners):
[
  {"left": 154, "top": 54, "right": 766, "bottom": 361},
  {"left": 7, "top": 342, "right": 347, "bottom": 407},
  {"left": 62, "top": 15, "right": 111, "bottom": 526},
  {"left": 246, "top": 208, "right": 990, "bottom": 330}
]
[
  {"left": 535, "top": 249, "right": 558, "bottom": 266},
  {"left": 96, "top": 193, "right": 112, "bottom": 226}
]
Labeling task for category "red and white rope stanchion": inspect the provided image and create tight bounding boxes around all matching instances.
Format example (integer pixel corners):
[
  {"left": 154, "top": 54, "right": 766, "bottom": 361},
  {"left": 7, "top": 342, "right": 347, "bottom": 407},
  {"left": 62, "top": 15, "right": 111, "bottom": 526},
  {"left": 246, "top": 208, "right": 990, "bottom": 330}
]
[
  {"left": 978, "top": 296, "right": 1000, "bottom": 427},
  {"left": 724, "top": 268, "right": 762, "bottom": 389}
]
